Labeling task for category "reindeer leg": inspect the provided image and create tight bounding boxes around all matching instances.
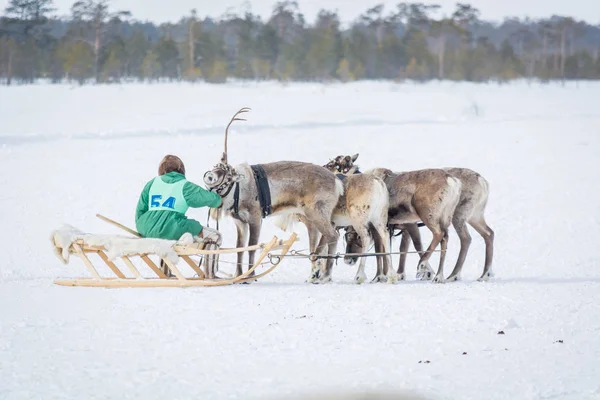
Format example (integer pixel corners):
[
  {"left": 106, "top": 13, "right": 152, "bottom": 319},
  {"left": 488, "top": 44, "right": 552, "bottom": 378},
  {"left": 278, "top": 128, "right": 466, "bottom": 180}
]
[
  {"left": 375, "top": 243, "right": 382, "bottom": 280},
  {"left": 397, "top": 230, "right": 411, "bottom": 280},
  {"left": 469, "top": 217, "right": 495, "bottom": 282},
  {"left": 447, "top": 216, "right": 471, "bottom": 282},
  {"left": 246, "top": 219, "right": 262, "bottom": 279},
  {"left": 405, "top": 223, "right": 433, "bottom": 280},
  {"left": 316, "top": 223, "right": 339, "bottom": 284},
  {"left": 233, "top": 219, "right": 249, "bottom": 278},
  {"left": 305, "top": 222, "right": 322, "bottom": 283},
  {"left": 432, "top": 230, "right": 449, "bottom": 284},
  {"left": 416, "top": 227, "right": 444, "bottom": 282},
  {"left": 371, "top": 223, "right": 396, "bottom": 283},
  {"left": 370, "top": 226, "right": 385, "bottom": 283},
  {"left": 352, "top": 225, "right": 371, "bottom": 284},
  {"left": 305, "top": 207, "right": 338, "bottom": 284},
  {"left": 312, "top": 233, "right": 330, "bottom": 283}
]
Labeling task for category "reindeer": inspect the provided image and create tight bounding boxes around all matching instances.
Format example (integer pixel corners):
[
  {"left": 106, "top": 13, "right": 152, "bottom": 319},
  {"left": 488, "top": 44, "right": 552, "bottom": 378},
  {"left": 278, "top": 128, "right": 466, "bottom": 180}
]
[
  {"left": 327, "top": 155, "right": 462, "bottom": 283},
  {"left": 202, "top": 108, "right": 344, "bottom": 283},
  {"left": 325, "top": 154, "right": 433, "bottom": 281},
  {"left": 321, "top": 155, "right": 395, "bottom": 283},
  {"left": 332, "top": 155, "right": 495, "bottom": 282},
  {"left": 393, "top": 167, "right": 494, "bottom": 282}
]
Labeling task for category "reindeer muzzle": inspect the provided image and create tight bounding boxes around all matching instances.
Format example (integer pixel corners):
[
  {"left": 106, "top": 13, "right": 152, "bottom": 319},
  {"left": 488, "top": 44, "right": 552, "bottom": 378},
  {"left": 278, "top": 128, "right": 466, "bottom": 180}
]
[
  {"left": 204, "top": 163, "right": 238, "bottom": 196},
  {"left": 203, "top": 170, "right": 221, "bottom": 187}
]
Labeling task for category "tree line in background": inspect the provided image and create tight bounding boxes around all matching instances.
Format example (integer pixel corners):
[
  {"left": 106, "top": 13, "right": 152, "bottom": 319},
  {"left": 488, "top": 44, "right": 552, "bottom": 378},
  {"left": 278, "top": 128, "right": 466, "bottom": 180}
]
[{"left": 1, "top": 0, "right": 599, "bottom": 85}]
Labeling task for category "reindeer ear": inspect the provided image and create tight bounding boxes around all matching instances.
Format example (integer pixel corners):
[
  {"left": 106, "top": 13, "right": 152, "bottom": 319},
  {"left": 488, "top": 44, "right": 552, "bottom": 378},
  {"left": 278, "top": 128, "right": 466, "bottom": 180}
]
[{"left": 351, "top": 153, "right": 359, "bottom": 162}]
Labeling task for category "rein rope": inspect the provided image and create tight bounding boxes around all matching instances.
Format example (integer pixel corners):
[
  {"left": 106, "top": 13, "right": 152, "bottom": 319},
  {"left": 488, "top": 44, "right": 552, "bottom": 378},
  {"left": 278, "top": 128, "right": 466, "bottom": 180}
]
[{"left": 288, "top": 248, "right": 445, "bottom": 262}]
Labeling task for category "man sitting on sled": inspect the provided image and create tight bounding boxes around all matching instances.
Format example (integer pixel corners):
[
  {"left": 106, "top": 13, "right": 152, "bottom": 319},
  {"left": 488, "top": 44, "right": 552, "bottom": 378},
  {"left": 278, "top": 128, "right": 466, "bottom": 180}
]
[{"left": 135, "top": 154, "right": 223, "bottom": 246}]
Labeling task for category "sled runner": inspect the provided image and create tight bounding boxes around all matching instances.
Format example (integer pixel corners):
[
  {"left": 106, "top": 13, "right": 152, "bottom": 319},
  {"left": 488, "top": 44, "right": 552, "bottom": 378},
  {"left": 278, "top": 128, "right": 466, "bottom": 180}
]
[{"left": 50, "top": 215, "right": 297, "bottom": 288}]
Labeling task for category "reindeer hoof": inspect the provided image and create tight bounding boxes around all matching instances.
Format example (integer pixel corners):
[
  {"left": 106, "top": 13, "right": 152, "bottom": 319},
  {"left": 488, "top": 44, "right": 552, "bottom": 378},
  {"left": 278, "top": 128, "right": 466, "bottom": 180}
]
[
  {"left": 447, "top": 274, "right": 461, "bottom": 282},
  {"left": 432, "top": 275, "right": 445, "bottom": 284},
  {"left": 397, "top": 273, "right": 406, "bottom": 281},
  {"left": 371, "top": 275, "right": 387, "bottom": 283},
  {"left": 307, "top": 269, "right": 321, "bottom": 283},
  {"left": 416, "top": 270, "right": 434, "bottom": 281},
  {"left": 354, "top": 274, "right": 367, "bottom": 284},
  {"left": 477, "top": 271, "right": 493, "bottom": 282}
]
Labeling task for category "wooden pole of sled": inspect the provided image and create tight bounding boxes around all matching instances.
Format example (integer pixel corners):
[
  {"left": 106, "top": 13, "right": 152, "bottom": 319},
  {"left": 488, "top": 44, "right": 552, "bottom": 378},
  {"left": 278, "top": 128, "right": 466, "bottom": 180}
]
[
  {"left": 168, "top": 236, "right": 281, "bottom": 287},
  {"left": 96, "top": 214, "right": 141, "bottom": 237},
  {"left": 236, "top": 232, "right": 297, "bottom": 284}
]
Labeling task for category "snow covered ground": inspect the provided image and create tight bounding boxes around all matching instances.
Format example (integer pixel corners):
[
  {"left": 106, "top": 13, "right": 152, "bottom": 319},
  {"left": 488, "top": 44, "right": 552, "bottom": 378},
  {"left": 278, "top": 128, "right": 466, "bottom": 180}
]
[{"left": 1, "top": 80, "right": 599, "bottom": 400}]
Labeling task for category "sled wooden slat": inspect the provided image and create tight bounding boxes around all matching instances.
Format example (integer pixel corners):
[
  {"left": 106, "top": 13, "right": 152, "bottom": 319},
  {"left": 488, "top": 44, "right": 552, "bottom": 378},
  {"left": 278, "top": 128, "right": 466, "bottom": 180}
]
[
  {"left": 181, "top": 255, "right": 205, "bottom": 279},
  {"left": 53, "top": 232, "right": 298, "bottom": 288},
  {"left": 140, "top": 255, "right": 169, "bottom": 279},
  {"left": 97, "top": 251, "right": 127, "bottom": 279},
  {"left": 120, "top": 256, "right": 142, "bottom": 279},
  {"left": 161, "top": 258, "right": 185, "bottom": 280},
  {"left": 73, "top": 243, "right": 102, "bottom": 279}
]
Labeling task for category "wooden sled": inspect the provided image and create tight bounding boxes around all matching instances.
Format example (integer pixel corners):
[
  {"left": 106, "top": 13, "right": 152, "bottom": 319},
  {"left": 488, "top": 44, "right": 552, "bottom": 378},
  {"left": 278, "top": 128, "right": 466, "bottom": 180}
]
[{"left": 52, "top": 219, "right": 297, "bottom": 288}]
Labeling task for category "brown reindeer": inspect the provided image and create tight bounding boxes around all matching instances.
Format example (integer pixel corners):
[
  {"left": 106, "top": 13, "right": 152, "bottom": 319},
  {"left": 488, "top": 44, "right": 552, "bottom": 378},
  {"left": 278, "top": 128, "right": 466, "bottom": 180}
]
[
  {"left": 203, "top": 108, "right": 343, "bottom": 283},
  {"left": 327, "top": 155, "right": 462, "bottom": 283},
  {"left": 321, "top": 155, "right": 395, "bottom": 283},
  {"left": 333, "top": 155, "right": 494, "bottom": 282},
  {"left": 392, "top": 168, "right": 495, "bottom": 282}
]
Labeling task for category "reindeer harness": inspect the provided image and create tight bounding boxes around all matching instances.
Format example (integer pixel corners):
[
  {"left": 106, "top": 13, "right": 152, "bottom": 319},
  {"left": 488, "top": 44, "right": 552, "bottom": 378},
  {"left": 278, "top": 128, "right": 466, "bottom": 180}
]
[
  {"left": 250, "top": 165, "right": 272, "bottom": 218},
  {"left": 206, "top": 163, "right": 272, "bottom": 219}
]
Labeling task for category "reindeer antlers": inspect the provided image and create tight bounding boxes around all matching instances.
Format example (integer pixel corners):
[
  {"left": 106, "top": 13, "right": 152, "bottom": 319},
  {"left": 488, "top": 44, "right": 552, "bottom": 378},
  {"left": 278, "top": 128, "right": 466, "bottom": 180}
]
[{"left": 222, "top": 107, "right": 251, "bottom": 164}]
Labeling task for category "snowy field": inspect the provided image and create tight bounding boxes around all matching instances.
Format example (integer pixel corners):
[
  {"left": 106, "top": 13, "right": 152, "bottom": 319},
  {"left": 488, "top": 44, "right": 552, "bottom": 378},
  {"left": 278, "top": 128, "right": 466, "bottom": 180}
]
[{"left": 0, "top": 80, "right": 599, "bottom": 400}]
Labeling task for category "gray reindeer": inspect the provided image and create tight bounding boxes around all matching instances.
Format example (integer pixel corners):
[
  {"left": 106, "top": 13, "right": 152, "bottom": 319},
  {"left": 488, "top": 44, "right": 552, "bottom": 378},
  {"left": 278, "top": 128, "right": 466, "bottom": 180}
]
[{"left": 203, "top": 108, "right": 343, "bottom": 283}]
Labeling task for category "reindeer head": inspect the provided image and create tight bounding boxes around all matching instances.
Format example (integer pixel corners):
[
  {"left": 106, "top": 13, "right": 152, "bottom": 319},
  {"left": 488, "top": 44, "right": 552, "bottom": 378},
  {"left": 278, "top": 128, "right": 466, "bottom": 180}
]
[
  {"left": 343, "top": 225, "right": 362, "bottom": 265},
  {"left": 323, "top": 153, "right": 360, "bottom": 174},
  {"left": 203, "top": 107, "right": 250, "bottom": 196}
]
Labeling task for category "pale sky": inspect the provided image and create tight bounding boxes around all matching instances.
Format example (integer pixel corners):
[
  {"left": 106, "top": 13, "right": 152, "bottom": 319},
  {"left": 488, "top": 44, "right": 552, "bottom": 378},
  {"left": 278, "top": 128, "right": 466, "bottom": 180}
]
[{"left": 1, "top": 0, "right": 599, "bottom": 25}]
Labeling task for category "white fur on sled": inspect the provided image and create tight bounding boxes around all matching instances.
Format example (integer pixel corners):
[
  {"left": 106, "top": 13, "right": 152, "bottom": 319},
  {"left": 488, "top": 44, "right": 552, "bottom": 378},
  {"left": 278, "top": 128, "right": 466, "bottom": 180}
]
[{"left": 50, "top": 225, "right": 193, "bottom": 265}]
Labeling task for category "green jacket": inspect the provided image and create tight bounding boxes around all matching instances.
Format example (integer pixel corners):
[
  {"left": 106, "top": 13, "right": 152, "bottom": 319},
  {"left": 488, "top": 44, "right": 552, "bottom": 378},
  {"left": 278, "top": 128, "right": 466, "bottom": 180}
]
[{"left": 135, "top": 172, "right": 222, "bottom": 240}]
